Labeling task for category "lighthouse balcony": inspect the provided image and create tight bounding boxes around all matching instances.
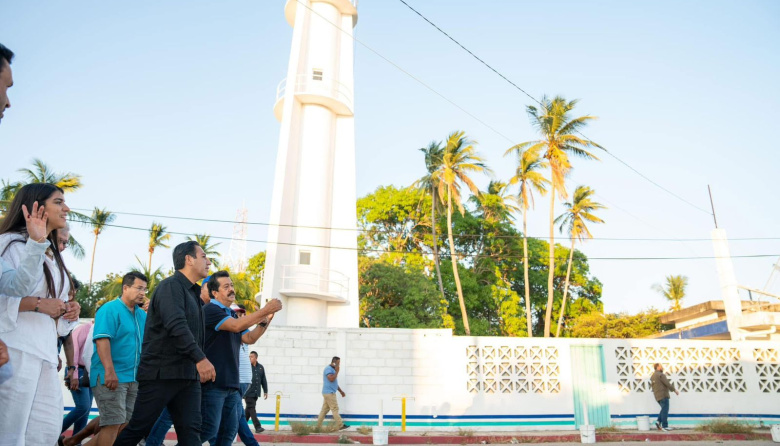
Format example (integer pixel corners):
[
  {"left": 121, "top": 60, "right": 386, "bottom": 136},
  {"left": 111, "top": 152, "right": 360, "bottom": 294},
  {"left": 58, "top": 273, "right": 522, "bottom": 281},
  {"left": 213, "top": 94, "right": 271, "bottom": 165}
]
[
  {"left": 277, "top": 264, "right": 349, "bottom": 303},
  {"left": 274, "top": 74, "right": 354, "bottom": 120}
]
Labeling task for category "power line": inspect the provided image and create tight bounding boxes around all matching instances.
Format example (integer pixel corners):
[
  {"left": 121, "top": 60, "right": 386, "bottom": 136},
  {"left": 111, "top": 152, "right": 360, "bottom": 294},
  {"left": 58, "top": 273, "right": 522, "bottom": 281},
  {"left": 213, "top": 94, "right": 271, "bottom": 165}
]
[
  {"left": 294, "top": 0, "right": 518, "bottom": 145},
  {"left": 394, "top": 0, "right": 713, "bottom": 215},
  {"left": 68, "top": 218, "right": 779, "bottom": 262},
  {"left": 69, "top": 207, "right": 780, "bottom": 242}
]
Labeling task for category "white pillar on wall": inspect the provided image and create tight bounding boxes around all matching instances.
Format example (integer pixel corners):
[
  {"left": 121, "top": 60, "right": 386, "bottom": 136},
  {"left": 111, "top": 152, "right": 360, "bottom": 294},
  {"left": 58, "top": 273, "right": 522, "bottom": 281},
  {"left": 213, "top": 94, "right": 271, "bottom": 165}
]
[
  {"left": 261, "top": 0, "right": 359, "bottom": 328},
  {"left": 711, "top": 228, "right": 744, "bottom": 340}
]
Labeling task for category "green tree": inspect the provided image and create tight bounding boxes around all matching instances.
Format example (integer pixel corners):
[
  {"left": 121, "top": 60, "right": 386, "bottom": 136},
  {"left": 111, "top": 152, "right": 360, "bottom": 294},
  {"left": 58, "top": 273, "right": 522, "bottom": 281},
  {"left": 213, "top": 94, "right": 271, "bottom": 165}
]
[
  {"left": 471, "top": 181, "right": 519, "bottom": 224},
  {"left": 223, "top": 268, "right": 260, "bottom": 312},
  {"left": 245, "top": 251, "right": 266, "bottom": 285},
  {"left": 489, "top": 267, "right": 526, "bottom": 336},
  {"left": 188, "top": 234, "right": 221, "bottom": 269},
  {"left": 521, "top": 237, "right": 603, "bottom": 336},
  {"left": 567, "top": 309, "right": 665, "bottom": 338},
  {"left": 359, "top": 257, "right": 450, "bottom": 329},
  {"left": 554, "top": 186, "right": 605, "bottom": 337},
  {"left": 130, "top": 256, "right": 166, "bottom": 298},
  {"left": 415, "top": 141, "right": 447, "bottom": 306},
  {"left": 88, "top": 207, "right": 116, "bottom": 289},
  {"left": 75, "top": 273, "right": 122, "bottom": 317},
  {"left": 357, "top": 185, "right": 431, "bottom": 266},
  {"left": 510, "top": 96, "right": 601, "bottom": 337},
  {"left": 148, "top": 222, "right": 171, "bottom": 269},
  {"left": 436, "top": 130, "right": 491, "bottom": 335},
  {"left": 653, "top": 275, "right": 688, "bottom": 311},
  {"left": 506, "top": 147, "right": 549, "bottom": 337}
]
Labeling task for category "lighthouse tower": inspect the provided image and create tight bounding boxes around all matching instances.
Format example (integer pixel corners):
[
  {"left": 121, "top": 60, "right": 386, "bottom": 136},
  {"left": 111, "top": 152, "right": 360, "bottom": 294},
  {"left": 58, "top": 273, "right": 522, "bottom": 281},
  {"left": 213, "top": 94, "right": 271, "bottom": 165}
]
[{"left": 260, "top": 0, "right": 359, "bottom": 328}]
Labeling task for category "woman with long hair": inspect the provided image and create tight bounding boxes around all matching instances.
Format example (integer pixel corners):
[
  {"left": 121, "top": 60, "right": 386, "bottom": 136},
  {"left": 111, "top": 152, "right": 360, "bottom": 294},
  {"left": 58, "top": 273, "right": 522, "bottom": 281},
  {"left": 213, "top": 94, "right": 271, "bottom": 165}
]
[{"left": 0, "top": 183, "right": 81, "bottom": 445}]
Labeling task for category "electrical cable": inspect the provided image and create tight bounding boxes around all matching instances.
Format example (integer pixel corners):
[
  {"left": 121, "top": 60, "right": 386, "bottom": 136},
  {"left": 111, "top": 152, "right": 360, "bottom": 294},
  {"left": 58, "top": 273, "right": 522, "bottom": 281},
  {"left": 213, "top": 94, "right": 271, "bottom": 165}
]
[
  {"left": 68, "top": 207, "right": 779, "bottom": 242},
  {"left": 68, "top": 218, "right": 779, "bottom": 262},
  {"left": 394, "top": 0, "right": 714, "bottom": 215}
]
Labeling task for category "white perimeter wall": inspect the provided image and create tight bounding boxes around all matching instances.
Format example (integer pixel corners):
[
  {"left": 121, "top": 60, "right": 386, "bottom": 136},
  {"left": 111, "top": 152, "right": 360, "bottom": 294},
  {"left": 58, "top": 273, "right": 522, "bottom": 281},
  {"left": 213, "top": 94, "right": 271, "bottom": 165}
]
[{"left": 62, "top": 324, "right": 780, "bottom": 431}]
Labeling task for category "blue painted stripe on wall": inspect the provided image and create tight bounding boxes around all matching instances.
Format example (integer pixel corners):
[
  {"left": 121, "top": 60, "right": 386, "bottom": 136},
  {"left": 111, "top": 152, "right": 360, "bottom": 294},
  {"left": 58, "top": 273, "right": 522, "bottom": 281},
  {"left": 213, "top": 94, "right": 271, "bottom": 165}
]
[
  {"left": 612, "top": 413, "right": 780, "bottom": 419},
  {"left": 259, "top": 413, "right": 574, "bottom": 420}
]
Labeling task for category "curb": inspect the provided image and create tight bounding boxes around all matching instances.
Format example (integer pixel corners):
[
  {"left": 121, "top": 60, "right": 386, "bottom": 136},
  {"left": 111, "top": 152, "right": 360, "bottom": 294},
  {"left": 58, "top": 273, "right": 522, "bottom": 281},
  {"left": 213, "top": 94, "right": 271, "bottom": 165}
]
[{"left": 252, "top": 432, "right": 773, "bottom": 444}]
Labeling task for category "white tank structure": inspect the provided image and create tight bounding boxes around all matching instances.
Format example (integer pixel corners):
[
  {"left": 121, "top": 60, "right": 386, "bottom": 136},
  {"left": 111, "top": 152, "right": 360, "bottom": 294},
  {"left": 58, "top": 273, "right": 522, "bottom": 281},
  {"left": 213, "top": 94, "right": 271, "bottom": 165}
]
[{"left": 260, "top": 0, "right": 359, "bottom": 328}]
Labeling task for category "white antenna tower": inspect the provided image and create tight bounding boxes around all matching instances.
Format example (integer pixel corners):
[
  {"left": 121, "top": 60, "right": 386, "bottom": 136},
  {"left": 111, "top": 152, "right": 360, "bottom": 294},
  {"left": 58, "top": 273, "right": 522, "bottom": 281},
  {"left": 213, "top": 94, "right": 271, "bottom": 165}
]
[{"left": 226, "top": 205, "right": 248, "bottom": 273}]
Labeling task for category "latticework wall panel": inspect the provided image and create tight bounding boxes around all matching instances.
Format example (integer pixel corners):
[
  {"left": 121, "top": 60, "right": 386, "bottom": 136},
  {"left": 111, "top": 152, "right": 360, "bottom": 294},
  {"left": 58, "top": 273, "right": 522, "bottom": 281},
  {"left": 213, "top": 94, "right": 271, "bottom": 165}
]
[
  {"left": 467, "top": 345, "right": 560, "bottom": 394},
  {"left": 614, "top": 346, "right": 746, "bottom": 394}
]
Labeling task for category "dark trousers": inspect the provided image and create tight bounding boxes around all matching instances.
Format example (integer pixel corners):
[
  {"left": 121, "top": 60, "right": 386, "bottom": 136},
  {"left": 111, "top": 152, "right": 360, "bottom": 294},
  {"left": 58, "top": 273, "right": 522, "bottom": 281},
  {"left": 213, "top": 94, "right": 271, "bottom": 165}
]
[
  {"left": 245, "top": 396, "right": 261, "bottom": 430},
  {"left": 62, "top": 367, "right": 93, "bottom": 434},
  {"left": 656, "top": 397, "right": 670, "bottom": 428},
  {"left": 113, "top": 379, "right": 202, "bottom": 446}
]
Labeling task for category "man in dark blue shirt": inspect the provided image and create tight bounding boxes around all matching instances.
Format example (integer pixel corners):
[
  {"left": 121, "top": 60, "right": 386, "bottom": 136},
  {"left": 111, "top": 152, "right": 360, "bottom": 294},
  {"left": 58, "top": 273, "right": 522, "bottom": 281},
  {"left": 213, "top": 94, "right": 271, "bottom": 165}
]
[{"left": 201, "top": 271, "right": 282, "bottom": 445}]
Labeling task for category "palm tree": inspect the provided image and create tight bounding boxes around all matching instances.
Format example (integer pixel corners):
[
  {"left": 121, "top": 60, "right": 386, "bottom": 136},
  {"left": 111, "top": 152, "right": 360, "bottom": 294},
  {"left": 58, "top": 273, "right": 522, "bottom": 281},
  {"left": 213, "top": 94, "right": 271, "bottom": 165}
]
[
  {"left": 0, "top": 159, "right": 89, "bottom": 253},
  {"left": 188, "top": 233, "right": 221, "bottom": 269},
  {"left": 148, "top": 222, "right": 171, "bottom": 269},
  {"left": 415, "top": 141, "right": 446, "bottom": 303},
  {"left": 506, "top": 147, "right": 549, "bottom": 337},
  {"left": 131, "top": 256, "right": 166, "bottom": 297},
  {"left": 437, "top": 131, "right": 492, "bottom": 335},
  {"left": 653, "top": 275, "right": 689, "bottom": 311},
  {"left": 88, "top": 208, "right": 116, "bottom": 288},
  {"left": 553, "top": 186, "right": 605, "bottom": 337},
  {"left": 17, "top": 158, "right": 82, "bottom": 192},
  {"left": 471, "top": 181, "right": 520, "bottom": 224},
  {"left": 511, "top": 96, "right": 601, "bottom": 337}
]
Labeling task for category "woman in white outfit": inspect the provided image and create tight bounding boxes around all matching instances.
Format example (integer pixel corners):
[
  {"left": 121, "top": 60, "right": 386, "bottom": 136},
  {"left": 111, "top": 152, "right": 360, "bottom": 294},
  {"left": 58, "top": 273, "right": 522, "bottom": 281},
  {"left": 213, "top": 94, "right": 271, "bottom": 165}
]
[{"left": 0, "top": 183, "right": 81, "bottom": 446}]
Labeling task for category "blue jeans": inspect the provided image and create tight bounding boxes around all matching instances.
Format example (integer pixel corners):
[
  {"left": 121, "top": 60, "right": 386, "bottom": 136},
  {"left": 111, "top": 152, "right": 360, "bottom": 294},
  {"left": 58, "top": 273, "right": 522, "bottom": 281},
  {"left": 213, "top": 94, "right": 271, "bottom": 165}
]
[
  {"left": 144, "top": 407, "right": 174, "bottom": 446},
  {"left": 61, "top": 368, "right": 93, "bottom": 434},
  {"left": 657, "top": 398, "right": 670, "bottom": 428},
  {"left": 201, "top": 385, "right": 241, "bottom": 446},
  {"left": 235, "top": 383, "right": 259, "bottom": 446}
]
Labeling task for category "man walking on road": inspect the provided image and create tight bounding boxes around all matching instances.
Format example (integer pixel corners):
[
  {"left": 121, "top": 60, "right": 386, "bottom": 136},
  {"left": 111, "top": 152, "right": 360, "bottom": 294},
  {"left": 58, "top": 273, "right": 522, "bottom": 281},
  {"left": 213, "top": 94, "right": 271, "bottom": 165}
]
[
  {"left": 86, "top": 272, "right": 148, "bottom": 446},
  {"left": 114, "top": 241, "right": 216, "bottom": 446},
  {"left": 316, "top": 356, "right": 348, "bottom": 431},
  {"left": 651, "top": 363, "right": 679, "bottom": 431},
  {"left": 200, "top": 271, "right": 282, "bottom": 445},
  {"left": 244, "top": 350, "right": 268, "bottom": 433}
]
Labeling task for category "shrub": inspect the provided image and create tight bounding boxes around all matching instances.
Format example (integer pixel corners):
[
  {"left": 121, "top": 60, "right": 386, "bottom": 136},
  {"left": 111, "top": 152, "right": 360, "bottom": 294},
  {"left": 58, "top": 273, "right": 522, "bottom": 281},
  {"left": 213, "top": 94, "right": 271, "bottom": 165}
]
[{"left": 695, "top": 419, "right": 754, "bottom": 434}]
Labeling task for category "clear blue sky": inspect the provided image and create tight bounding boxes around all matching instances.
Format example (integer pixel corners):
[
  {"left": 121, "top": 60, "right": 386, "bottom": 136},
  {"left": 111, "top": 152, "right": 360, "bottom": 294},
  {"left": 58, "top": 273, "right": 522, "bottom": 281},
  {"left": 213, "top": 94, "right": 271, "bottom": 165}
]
[{"left": 2, "top": 0, "right": 778, "bottom": 313}]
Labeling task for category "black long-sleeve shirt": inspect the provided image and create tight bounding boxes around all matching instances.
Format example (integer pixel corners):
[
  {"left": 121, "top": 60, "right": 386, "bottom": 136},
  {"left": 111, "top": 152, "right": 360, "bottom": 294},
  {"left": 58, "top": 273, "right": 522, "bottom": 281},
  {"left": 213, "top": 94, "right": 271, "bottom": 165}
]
[
  {"left": 246, "top": 363, "right": 268, "bottom": 398},
  {"left": 137, "top": 271, "right": 206, "bottom": 381}
]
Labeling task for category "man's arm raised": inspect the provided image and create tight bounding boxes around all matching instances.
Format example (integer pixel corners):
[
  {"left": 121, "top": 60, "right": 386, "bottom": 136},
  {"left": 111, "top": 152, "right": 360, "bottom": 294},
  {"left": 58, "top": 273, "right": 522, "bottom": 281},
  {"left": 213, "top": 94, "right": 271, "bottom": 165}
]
[{"left": 217, "top": 299, "right": 282, "bottom": 333}]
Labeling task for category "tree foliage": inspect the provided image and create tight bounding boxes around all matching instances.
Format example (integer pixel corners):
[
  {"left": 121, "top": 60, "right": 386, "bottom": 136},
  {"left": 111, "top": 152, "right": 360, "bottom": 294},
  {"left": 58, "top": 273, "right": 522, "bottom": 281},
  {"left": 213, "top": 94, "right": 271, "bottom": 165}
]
[{"left": 567, "top": 309, "right": 666, "bottom": 338}]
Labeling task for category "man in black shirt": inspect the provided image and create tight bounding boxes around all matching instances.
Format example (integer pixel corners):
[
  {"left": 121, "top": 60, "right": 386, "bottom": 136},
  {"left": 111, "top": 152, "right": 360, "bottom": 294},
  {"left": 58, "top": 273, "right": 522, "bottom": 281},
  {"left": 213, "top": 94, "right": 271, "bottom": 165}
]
[
  {"left": 114, "top": 241, "right": 216, "bottom": 446},
  {"left": 245, "top": 351, "right": 268, "bottom": 433},
  {"left": 201, "top": 270, "right": 281, "bottom": 444}
]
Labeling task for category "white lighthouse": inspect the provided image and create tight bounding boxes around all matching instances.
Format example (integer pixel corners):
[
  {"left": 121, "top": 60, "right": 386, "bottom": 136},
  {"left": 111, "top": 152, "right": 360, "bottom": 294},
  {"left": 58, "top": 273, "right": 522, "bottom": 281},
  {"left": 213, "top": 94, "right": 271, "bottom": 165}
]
[{"left": 260, "top": 0, "right": 359, "bottom": 328}]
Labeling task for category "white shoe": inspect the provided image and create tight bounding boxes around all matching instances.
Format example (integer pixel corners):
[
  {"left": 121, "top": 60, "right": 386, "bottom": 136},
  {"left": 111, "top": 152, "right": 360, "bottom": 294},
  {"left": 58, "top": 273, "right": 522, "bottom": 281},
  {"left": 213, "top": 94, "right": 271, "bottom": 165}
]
[{"left": 662, "top": 427, "right": 671, "bottom": 432}]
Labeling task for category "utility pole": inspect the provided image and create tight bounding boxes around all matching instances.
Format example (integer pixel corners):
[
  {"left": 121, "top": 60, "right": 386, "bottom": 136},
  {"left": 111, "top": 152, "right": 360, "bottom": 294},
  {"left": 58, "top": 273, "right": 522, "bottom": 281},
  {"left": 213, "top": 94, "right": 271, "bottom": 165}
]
[{"left": 707, "top": 185, "right": 718, "bottom": 228}]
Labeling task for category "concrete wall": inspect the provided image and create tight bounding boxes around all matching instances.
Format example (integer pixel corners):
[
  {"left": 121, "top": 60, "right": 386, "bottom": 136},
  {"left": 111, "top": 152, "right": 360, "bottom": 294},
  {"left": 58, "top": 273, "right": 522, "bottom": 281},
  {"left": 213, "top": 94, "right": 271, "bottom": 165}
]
[{"left": 62, "top": 325, "right": 780, "bottom": 431}]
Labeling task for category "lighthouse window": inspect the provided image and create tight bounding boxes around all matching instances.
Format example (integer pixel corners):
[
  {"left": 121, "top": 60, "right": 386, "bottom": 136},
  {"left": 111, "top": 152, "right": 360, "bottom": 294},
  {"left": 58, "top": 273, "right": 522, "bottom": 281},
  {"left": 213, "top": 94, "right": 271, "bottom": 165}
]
[
  {"left": 299, "top": 251, "right": 312, "bottom": 265},
  {"left": 312, "top": 69, "right": 323, "bottom": 81}
]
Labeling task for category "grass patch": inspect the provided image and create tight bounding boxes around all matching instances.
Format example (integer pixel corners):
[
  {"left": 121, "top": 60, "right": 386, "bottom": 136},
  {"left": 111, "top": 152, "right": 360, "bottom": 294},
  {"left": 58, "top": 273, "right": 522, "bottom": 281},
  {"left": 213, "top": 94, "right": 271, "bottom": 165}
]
[
  {"left": 596, "top": 424, "right": 621, "bottom": 433},
  {"left": 356, "top": 425, "right": 372, "bottom": 436},
  {"left": 289, "top": 420, "right": 316, "bottom": 436},
  {"left": 457, "top": 428, "right": 475, "bottom": 437},
  {"left": 695, "top": 418, "right": 754, "bottom": 434},
  {"left": 337, "top": 434, "right": 353, "bottom": 444}
]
